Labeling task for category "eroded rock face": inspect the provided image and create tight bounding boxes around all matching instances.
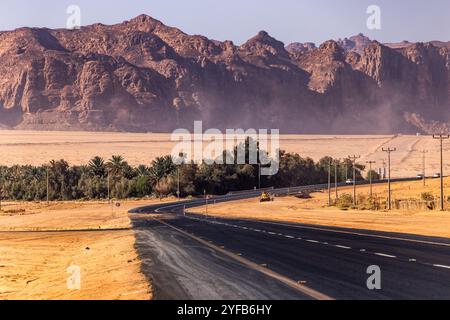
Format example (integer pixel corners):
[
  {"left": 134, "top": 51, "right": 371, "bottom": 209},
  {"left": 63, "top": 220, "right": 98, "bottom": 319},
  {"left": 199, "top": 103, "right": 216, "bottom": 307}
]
[{"left": 0, "top": 15, "right": 449, "bottom": 133}]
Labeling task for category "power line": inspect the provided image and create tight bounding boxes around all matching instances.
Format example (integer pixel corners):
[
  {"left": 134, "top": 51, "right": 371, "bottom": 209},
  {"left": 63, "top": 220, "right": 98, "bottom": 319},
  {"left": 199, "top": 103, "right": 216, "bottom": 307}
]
[
  {"left": 433, "top": 135, "right": 450, "bottom": 211},
  {"left": 382, "top": 148, "right": 397, "bottom": 210}
]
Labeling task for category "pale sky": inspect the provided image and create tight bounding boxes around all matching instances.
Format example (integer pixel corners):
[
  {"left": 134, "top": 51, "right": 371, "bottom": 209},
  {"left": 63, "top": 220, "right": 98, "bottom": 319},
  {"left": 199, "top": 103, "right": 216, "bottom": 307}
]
[{"left": 0, "top": 0, "right": 449, "bottom": 45}]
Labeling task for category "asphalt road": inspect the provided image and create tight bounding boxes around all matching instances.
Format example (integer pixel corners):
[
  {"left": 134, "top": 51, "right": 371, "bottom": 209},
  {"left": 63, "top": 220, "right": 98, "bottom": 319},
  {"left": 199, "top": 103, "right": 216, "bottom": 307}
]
[{"left": 130, "top": 183, "right": 450, "bottom": 300}]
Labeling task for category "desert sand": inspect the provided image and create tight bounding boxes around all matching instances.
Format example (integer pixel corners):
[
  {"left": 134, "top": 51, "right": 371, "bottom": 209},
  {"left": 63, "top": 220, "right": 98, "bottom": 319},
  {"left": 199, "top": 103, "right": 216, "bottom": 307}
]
[
  {"left": 190, "top": 178, "right": 450, "bottom": 238},
  {"left": 0, "top": 130, "right": 447, "bottom": 178},
  {"left": 0, "top": 199, "right": 170, "bottom": 300}
]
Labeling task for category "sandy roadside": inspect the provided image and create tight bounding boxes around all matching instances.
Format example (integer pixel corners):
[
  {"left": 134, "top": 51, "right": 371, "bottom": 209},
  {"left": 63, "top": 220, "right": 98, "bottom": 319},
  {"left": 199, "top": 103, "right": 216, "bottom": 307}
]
[
  {"left": 189, "top": 179, "right": 450, "bottom": 239},
  {"left": 0, "top": 199, "right": 170, "bottom": 300}
]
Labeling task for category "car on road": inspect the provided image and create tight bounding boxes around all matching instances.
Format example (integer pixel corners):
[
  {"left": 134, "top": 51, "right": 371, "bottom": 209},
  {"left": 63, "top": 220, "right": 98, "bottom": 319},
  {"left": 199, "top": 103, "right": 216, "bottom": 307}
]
[
  {"left": 417, "top": 174, "right": 425, "bottom": 179},
  {"left": 345, "top": 179, "right": 353, "bottom": 185},
  {"left": 433, "top": 173, "right": 441, "bottom": 178}
]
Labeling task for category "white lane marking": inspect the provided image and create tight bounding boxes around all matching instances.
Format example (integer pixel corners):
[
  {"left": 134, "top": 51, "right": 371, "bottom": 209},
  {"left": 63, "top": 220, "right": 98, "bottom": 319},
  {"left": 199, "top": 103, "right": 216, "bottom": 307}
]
[
  {"left": 252, "top": 220, "right": 450, "bottom": 248},
  {"left": 188, "top": 216, "right": 450, "bottom": 270},
  {"left": 433, "top": 264, "right": 450, "bottom": 269},
  {"left": 180, "top": 216, "right": 450, "bottom": 271},
  {"left": 374, "top": 253, "right": 397, "bottom": 258},
  {"left": 335, "top": 245, "right": 352, "bottom": 250}
]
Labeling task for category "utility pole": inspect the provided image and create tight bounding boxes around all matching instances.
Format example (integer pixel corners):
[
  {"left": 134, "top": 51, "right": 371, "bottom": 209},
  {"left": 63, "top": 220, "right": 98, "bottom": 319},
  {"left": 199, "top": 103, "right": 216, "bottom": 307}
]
[
  {"left": 107, "top": 169, "right": 111, "bottom": 203},
  {"left": 204, "top": 189, "right": 208, "bottom": 217},
  {"left": 366, "top": 161, "right": 377, "bottom": 198},
  {"left": 46, "top": 166, "right": 49, "bottom": 205},
  {"left": 177, "top": 166, "right": 180, "bottom": 201},
  {"left": 348, "top": 155, "right": 361, "bottom": 206},
  {"left": 177, "top": 153, "right": 185, "bottom": 201},
  {"left": 344, "top": 162, "right": 348, "bottom": 181},
  {"left": 382, "top": 148, "right": 397, "bottom": 210},
  {"left": 420, "top": 150, "right": 428, "bottom": 187},
  {"left": 328, "top": 160, "right": 332, "bottom": 206},
  {"left": 433, "top": 135, "right": 450, "bottom": 211},
  {"left": 334, "top": 159, "right": 340, "bottom": 201}
]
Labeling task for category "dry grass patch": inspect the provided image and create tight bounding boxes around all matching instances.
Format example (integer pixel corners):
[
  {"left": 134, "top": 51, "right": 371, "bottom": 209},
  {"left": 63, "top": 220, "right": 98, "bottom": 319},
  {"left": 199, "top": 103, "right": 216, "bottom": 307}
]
[{"left": 0, "top": 199, "right": 172, "bottom": 300}]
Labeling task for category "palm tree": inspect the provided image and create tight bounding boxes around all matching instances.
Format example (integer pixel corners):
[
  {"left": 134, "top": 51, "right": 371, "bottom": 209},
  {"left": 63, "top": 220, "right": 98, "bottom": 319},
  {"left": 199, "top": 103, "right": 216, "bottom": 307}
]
[
  {"left": 88, "top": 156, "right": 106, "bottom": 177},
  {"left": 107, "top": 155, "right": 127, "bottom": 178},
  {"left": 149, "top": 156, "right": 175, "bottom": 184},
  {"left": 136, "top": 165, "right": 150, "bottom": 177}
]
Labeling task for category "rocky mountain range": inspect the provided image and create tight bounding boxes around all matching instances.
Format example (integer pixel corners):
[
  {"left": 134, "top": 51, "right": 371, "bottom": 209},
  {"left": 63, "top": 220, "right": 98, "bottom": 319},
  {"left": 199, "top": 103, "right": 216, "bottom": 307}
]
[{"left": 0, "top": 14, "right": 449, "bottom": 134}]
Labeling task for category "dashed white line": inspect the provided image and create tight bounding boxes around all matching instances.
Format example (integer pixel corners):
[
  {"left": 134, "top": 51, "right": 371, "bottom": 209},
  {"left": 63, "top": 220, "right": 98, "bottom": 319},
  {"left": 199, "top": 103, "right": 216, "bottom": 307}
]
[
  {"left": 190, "top": 217, "right": 450, "bottom": 272},
  {"left": 335, "top": 245, "right": 352, "bottom": 250},
  {"left": 374, "top": 253, "right": 397, "bottom": 258},
  {"left": 433, "top": 264, "right": 450, "bottom": 270}
]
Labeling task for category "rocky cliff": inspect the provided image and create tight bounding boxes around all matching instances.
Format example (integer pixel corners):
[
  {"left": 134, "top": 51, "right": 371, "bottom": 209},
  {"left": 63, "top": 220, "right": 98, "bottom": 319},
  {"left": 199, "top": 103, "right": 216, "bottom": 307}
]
[{"left": 0, "top": 14, "right": 449, "bottom": 134}]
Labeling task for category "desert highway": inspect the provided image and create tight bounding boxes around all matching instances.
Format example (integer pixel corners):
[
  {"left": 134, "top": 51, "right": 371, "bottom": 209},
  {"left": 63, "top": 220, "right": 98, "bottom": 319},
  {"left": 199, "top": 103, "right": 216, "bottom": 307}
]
[{"left": 130, "top": 182, "right": 450, "bottom": 300}]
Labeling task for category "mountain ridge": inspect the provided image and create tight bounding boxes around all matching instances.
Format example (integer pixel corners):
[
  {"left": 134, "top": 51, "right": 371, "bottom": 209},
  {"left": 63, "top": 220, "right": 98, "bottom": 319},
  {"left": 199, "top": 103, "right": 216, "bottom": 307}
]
[{"left": 0, "top": 14, "right": 449, "bottom": 134}]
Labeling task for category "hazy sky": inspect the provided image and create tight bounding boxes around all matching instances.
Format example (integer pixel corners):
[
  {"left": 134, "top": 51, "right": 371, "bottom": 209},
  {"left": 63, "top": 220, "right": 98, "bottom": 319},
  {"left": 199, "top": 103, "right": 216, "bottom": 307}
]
[{"left": 0, "top": 0, "right": 449, "bottom": 45}]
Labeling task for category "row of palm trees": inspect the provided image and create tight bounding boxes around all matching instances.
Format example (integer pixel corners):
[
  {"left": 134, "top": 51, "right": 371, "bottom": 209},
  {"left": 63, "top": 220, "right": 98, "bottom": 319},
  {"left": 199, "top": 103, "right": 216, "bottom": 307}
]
[
  {"left": 87, "top": 155, "right": 175, "bottom": 181},
  {"left": 0, "top": 155, "right": 177, "bottom": 201}
]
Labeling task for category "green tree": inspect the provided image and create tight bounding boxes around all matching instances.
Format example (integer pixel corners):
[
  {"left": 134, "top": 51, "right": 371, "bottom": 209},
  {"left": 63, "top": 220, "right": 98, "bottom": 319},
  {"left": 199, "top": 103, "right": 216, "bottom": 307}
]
[
  {"left": 149, "top": 156, "right": 176, "bottom": 185},
  {"left": 88, "top": 156, "right": 106, "bottom": 177}
]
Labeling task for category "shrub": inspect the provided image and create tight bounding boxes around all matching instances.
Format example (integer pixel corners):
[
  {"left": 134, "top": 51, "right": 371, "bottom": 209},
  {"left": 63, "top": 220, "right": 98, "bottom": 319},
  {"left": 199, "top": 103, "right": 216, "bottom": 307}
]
[
  {"left": 421, "top": 192, "right": 434, "bottom": 201},
  {"left": 336, "top": 193, "right": 353, "bottom": 209}
]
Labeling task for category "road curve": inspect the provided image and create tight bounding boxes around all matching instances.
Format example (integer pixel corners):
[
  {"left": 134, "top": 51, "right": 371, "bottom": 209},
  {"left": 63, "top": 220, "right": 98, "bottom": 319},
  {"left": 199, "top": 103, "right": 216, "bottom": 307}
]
[{"left": 130, "top": 181, "right": 450, "bottom": 300}]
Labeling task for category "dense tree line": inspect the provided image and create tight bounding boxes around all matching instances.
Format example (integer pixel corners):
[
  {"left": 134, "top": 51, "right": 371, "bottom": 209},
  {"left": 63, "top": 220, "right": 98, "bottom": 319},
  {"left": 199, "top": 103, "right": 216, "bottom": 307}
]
[{"left": 0, "top": 142, "right": 369, "bottom": 201}]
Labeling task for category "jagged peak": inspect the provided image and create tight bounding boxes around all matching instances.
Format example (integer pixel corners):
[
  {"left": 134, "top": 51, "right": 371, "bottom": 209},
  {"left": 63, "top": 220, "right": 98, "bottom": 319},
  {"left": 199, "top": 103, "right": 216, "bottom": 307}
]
[
  {"left": 244, "top": 30, "right": 285, "bottom": 49},
  {"left": 248, "top": 30, "right": 281, "bottom": 44},
  {"left": 128, "top": 14, "right": 163, "bottom": 25},
  {"left": 285, "top": 42, "right": 317, "bottom": 54},
  {"left": 319, "top": 40, "right": 341, "bottom": 51}
]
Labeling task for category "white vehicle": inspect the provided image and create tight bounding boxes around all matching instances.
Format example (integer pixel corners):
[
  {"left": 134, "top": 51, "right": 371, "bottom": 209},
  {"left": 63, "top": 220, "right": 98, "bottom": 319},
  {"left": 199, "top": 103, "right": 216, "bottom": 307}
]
[
  {"left": 416, "top": 174, "right": 425, "bottom": 179},
  {"left": 433, "top": 173, "right": 441, "bottom": 178},
  {"left": 345, "top": 179, "right": 354, "bottom": 185}
]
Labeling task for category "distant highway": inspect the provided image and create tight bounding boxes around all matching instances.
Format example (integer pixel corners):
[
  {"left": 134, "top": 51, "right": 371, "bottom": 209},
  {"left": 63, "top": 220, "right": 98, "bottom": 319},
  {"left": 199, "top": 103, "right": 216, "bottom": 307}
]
[{"left": 130, "top": 179, "right": 450, "bottom": 300}]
